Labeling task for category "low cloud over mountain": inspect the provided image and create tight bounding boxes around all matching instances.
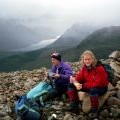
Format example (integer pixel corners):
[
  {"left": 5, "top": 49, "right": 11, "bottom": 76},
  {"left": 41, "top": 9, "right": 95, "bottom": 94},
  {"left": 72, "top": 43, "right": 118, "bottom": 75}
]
[{"left": 0, "top": 25, "right": 120, "bottom": 72}]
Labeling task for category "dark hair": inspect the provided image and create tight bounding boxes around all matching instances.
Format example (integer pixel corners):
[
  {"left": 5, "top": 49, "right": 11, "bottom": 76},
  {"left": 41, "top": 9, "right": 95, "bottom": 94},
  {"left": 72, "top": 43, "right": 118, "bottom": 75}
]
[{"left": 51, "top": 52, "right": 61, "bottom": 61}]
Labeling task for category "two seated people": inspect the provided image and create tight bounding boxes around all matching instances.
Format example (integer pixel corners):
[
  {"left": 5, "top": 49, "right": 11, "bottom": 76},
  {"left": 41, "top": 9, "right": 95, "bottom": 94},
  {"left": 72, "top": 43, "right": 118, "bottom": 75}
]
[{"left": 28, "top": 50, "right": 110, "bottom": 119}]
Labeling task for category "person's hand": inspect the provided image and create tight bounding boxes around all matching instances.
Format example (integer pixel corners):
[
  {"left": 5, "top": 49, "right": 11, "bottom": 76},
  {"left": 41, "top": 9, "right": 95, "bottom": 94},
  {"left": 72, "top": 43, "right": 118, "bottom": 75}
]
[
  {"left": 70, "top": 76, "right": 75, "bottom": 83},
  {"left": 74, "top": 82, "right": 82, "bottom": 90},
  {"left": 53, "top": 73, "right": 60, "bottom": 79}
]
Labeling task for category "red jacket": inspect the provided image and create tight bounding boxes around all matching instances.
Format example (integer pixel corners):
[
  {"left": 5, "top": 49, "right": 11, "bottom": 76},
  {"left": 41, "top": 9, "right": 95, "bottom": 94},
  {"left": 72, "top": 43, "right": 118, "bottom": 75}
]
[{"left": 75, "top": 65, "right": 109, "bottom": 90}]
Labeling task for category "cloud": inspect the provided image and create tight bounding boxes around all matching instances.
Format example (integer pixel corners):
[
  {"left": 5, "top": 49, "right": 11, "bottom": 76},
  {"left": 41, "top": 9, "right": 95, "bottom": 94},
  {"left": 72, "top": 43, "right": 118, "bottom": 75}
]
[
  {"left": 0, "top": 0, "right": 120, "bottom": 19},
  {"left": 0, "top": 0, "right": 120, "bottom": 51},
  {"left": 0, "top": 0, "right": 120, "bottom": 35},
  {"left": 12, "top": 35, "right": 60, "bottom": 51}
]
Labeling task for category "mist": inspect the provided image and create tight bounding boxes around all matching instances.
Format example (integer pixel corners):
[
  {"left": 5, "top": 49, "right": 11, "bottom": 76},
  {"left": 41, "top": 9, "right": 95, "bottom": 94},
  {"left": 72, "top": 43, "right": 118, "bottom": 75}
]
[
  {"left": 1, "top": 0, "right": 120, "bottom": 26},
  {"left": 0, "top": 0, "right": 120, "bottom": 51}
]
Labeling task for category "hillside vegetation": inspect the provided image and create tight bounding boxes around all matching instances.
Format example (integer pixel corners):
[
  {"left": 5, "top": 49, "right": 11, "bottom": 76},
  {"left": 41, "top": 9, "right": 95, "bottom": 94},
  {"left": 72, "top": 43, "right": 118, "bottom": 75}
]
[{"left": 0, "top": 26, "right": 120, "bottom": 72}]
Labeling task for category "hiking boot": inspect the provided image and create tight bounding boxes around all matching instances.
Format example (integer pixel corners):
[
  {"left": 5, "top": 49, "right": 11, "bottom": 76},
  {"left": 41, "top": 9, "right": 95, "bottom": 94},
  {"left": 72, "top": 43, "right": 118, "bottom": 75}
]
[
  {"left": 89, "top": 108, "right": 99, "bottom": 120},
  {"left": 67, "top": 101, "right": 79, "bottom": 114},
  {"left": 89, "top": 112, "right": 98, "bottom": 119}
]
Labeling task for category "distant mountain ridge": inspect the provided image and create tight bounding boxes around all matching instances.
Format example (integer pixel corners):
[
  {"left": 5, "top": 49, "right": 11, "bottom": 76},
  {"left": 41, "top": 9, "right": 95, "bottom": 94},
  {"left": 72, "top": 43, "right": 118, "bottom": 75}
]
[
  {"left": 48, "top": 23, "right": 97, "bottom": 49},
  {"left": 0, "top": 25, "right": 120, "bottom": 72},
  {"left": 74, "top": 26, "right": 120, "bottom": 59},
  {"left": 0, "top": 19, "right": 58, "bottom": 51},
  {"left": 0, "top": 19, "right": 41, "bottom": 51}
]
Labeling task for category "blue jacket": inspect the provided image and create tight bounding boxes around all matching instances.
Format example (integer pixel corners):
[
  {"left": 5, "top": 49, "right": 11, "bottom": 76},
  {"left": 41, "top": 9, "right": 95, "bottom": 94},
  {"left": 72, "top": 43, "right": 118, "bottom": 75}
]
[{"left": 51, "top": 62, "right": 73, "bottom": 87}]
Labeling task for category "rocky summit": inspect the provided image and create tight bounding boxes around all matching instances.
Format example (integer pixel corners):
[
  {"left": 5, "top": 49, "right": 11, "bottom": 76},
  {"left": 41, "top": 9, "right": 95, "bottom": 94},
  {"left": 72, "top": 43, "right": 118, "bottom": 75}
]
[{"left": 0, "top": 51, "right": 120, "bottom": 120}]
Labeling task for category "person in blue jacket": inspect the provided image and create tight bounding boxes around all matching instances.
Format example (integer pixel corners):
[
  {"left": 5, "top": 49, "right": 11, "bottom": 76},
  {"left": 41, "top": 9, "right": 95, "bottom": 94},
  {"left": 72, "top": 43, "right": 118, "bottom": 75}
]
[{"left": 44, "top": 52, "right": 79, "bottom": 113}]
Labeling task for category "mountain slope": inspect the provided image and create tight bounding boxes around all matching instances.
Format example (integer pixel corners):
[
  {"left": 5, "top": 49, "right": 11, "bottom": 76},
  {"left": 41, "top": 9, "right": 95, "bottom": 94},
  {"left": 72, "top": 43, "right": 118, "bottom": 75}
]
[
  {"left": 0, "top": 19, "right": 41, "bottom": 51},
  {"left": 74, "top": 26, "right": 120, "bottom": 59},
  {"left": 48, "top": 23, "right": 96, "bottom": 49},
  {"left": 0, "top": 26, "right": 120, "bottom": 72}
]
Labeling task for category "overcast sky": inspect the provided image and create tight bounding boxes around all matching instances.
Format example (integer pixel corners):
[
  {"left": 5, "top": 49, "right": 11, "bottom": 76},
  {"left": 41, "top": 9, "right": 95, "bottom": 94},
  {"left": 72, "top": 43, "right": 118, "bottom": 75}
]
[{"left": 0, "top": 0, "right": 120, "bottom": 33}]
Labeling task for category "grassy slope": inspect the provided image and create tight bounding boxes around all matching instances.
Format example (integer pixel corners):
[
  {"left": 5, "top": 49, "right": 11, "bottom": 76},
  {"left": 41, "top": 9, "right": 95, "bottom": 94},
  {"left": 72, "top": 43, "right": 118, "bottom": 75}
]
[{"left": 0, "top": 26, "right": 120, "bottom": 72}]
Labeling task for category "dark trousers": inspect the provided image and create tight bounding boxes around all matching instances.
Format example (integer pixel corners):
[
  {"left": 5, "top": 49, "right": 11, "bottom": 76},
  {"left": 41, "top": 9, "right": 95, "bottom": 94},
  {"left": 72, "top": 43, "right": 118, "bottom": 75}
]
[
  {"left": 43, "top": 84, "right": 79, "bottom": 103},
  {"left": 43, "top": 85, "right": 68, "bottom": 102},
  {"left": 89, "top": 87, "right": 108, "bottom": 96}
]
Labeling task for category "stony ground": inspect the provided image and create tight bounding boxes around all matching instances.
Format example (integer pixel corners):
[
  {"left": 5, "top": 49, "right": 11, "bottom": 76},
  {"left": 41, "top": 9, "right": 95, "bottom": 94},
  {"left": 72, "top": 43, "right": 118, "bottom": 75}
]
[{"left": 0, "top": 62, "right": 120, "bottom": 120}]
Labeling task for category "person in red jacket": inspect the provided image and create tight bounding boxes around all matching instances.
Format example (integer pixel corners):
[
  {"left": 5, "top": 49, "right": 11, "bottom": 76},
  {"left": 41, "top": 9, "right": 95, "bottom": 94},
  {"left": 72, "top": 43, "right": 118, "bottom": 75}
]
[{"left": 70, "top": 50, "right": 109, "bottom": 119}]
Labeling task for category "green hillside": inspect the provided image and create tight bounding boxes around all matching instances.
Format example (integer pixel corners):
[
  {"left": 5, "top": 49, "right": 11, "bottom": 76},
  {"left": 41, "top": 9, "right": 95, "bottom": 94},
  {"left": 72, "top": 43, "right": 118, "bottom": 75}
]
[
  {"left": 0, "top": 26, "right": 120, "bottom": 72},
  {"left": 55, "top": 26, "right": 120, "bottom": 62},
  {"left": 75, "top": 26, "right": 120, "bottom": 59},
  {"left": 48, "top": 23, "right": 95, "bottom": 49}
]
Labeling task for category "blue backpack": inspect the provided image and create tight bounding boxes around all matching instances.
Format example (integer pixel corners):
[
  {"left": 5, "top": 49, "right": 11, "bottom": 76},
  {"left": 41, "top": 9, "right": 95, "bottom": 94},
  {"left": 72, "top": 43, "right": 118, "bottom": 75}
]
[
  {"left": 15, "top": 81, "right": 53, "bottom": 120},
  {"left": 15, "top": 95, "right": 43, "bottom": 120},
  {"left": 27, "top": 81, "right": 53, "bottom": 106}
]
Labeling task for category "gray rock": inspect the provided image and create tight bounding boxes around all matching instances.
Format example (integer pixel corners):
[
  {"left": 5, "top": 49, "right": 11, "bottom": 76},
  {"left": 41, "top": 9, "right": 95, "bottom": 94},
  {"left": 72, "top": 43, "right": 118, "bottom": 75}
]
[
  {"left": 107, "top": 97, "right": 120, "bottom": 106},
  {"left": 63, "top": 114, "right": 73, "bottom": 120},
  {"left": 110, "top": 107, "right": 120, "bottom": 118},
  {"left": 117, "top": 89, "right": 120, "bottom": 99},
  {"left": 100, "top": 109, "right": 109, "bottom": 117},
  {"left": 109, "top": 50, "right": 120, "bottom": 61},
  {"left": 0, "top": 111, "right": 7, "bottom": 117},
  {"left": 0, "top": 116, "right": 13, "bottom": 120}
]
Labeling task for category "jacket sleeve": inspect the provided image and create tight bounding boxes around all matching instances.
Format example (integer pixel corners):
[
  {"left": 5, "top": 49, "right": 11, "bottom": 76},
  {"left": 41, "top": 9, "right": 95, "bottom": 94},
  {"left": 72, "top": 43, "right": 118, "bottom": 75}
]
[
  {"left": 60, "top": 65, "right": 73, "bottom": 81},
  {"left": 82, "top": 66, "right": 109, "bottom": 89},
  {"left": 75, "top": 68, "right": 84, "bottom": 83}
]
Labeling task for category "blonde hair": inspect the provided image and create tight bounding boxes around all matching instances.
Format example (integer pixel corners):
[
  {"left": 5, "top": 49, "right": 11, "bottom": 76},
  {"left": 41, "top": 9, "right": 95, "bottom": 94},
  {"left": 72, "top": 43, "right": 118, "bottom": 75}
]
[{"left": 80, "top": 50, "right": 97, "bottom": 67}]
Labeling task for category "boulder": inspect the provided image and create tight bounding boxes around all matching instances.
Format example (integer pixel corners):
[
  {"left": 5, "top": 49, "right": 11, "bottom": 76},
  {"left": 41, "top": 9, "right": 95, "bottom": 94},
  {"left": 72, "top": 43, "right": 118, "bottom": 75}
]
[
  {"left": 107, "top": 96, "right": 120, "bottom": 106},
  {"left": 109, "top": 50, "right": 120, "bottom": 61},
  {"left": 109, "top": 50, "right": 120, "bottom": 78},
  {"left": 63, "top": 114, "right": 73, "bottom": 120}
]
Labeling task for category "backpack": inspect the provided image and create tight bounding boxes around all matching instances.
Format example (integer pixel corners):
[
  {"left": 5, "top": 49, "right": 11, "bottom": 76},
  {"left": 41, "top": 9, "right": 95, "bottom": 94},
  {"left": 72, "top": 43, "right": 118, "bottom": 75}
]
[
  {"left": 15, "top": 81, "right": 53, "bottom": 120},
  {"left": 99, "top": 61, "right": 114, "bottom": 83},
  {"left": 27, "top": 81, "right": 53, "bottom": 106},
  {"left": 15, "top": 95, "right": 43, "bottom": 120}
]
